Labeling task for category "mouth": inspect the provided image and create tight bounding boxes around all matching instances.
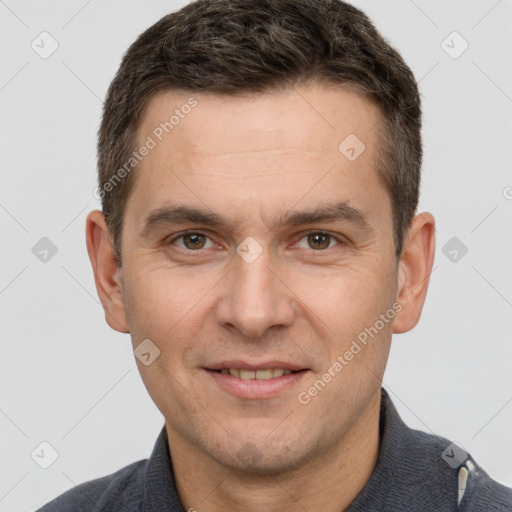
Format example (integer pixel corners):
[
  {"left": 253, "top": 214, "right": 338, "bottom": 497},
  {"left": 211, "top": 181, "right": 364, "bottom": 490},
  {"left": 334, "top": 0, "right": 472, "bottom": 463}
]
[
  {"left": 209, "top": 368, "right": 298, "bottom": 379},
  {"left": 203, "top": 362, "right": 310, "bottom": 399}
]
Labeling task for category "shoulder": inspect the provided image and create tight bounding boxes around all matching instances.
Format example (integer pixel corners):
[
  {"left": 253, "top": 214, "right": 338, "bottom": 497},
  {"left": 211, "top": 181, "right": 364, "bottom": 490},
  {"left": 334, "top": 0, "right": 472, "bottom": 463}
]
[
  {"left": 36, "top": 459, "right": 146, "bottom": 512},
  {"left": 368, "top": 388, "right": 512, "bottom": 511},
  {"left": 401, "top": 422, "right": 512, "bottom": 510},
  {"left": 36, "top": 426, "right": 181, "bottom": 511}
]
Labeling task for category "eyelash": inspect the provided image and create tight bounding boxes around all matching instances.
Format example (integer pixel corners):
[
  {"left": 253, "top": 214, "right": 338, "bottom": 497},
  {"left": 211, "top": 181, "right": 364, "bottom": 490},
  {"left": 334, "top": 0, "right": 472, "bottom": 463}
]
[{"left": 167, "top": 230, "right": 347, "bottom": 252}]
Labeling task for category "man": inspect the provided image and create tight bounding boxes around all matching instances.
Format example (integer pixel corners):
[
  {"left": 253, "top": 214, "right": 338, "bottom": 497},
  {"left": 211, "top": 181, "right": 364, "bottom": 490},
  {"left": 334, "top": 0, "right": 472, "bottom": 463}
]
[{"left": 37, "top": 0, "right": 512, "bottom": 510}]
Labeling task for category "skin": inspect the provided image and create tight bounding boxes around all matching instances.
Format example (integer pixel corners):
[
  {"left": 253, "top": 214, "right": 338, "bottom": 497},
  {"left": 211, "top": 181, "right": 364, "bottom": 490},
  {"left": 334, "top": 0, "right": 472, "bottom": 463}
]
[{"left": 86, "top": 83, "right": 435, "bottom": 512}]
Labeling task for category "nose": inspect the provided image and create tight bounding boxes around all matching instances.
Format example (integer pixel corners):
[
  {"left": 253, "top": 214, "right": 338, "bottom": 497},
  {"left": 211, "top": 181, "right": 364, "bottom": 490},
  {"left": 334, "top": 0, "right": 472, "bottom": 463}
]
[{"left": 214, "top": 250, "right": 295, "bottom": 338}]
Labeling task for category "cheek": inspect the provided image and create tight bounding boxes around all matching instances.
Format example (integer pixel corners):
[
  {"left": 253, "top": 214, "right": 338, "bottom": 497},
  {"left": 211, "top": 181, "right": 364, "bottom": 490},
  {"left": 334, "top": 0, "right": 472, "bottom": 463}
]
[
  {"left": 123, "top": 269, "right": 213, "bottom": 408},
  {"left": 125, "top": 264, "right": 218, "bottom": 337},
  {"left": 288, "top": 260, "right": 394, "bottom": 335}
]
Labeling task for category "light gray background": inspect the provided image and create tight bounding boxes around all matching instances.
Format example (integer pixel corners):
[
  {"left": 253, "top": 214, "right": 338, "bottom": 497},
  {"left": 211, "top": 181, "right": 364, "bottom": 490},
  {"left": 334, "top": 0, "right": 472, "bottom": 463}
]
[{"left": 1, "top": 1, "right": 511, "bottom": 511}]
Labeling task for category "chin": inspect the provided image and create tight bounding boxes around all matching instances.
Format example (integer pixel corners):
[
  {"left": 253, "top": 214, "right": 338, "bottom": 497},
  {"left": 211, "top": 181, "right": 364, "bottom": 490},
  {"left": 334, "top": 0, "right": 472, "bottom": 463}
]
[{"left": 211, "top": 433, "right": 317, "bottom": 476}]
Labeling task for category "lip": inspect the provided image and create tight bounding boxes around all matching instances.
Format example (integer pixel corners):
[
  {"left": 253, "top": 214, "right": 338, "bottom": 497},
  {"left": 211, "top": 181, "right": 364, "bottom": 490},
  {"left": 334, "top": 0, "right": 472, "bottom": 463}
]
[
  {"left": 204, "top": 360, "right": 307, "bottom": 372},
  {"left": 203, "top": 368, "right": 310, "bottom": 400}
]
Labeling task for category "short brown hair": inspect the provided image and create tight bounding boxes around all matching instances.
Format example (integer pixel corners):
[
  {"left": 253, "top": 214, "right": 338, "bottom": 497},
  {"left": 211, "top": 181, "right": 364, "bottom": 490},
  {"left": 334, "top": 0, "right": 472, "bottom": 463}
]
[{"left": 97, "top": 0, "right": 422, "bottom": 266}]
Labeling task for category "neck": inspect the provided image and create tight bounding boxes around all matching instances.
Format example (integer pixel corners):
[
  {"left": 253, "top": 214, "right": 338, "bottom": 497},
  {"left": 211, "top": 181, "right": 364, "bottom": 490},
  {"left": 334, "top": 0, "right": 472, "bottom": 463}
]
[{"left": 167, "top": 390, "right": 382, "bottom": 512}]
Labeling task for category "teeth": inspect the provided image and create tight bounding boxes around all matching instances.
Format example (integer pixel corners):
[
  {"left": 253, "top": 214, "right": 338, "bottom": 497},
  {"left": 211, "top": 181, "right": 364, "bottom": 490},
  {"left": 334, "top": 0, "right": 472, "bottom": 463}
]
[
  {"left": 219, "top": 368, "right": 294, "bottom": 379},
  {"left": 240, "top": 369, "right": 256, "bottom": 380},
  {"left": 255, "top": 369, "right": 273, "bottom": 380}
]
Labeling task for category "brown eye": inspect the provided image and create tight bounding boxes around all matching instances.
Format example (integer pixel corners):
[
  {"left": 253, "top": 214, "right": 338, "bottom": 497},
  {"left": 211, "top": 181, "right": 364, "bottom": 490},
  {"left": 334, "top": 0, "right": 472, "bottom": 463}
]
[
  {"left": 182, "top": 233, "right": 207, "bottom": 249},
  {"left": 307, "top": 233, "right": 331, "bottom": 250}
]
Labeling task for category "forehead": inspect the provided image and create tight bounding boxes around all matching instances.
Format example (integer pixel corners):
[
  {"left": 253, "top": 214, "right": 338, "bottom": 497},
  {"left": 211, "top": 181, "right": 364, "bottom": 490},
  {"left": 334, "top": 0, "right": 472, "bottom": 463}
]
[
  {"left": 139, "top": 84, "right": 381, "bottom": 156},
  {"left": 128, "top": 84, "right": 389, "bottom": 231}
]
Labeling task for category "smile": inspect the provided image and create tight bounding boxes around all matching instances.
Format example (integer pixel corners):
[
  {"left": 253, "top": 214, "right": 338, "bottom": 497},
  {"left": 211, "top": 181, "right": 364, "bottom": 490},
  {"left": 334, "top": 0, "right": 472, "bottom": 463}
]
[
  {"left": 217, "top": 368, "right": 294, "bottom": 379},
  {"left": 204, "top": 368, "right": 309, "bottom": 399}
]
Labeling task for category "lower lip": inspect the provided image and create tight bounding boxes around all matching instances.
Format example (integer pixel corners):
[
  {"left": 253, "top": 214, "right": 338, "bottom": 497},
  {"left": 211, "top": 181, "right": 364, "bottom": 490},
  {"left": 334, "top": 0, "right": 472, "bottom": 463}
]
[{"left": 204, "top": 369, "right": 309, "bottom": 399}]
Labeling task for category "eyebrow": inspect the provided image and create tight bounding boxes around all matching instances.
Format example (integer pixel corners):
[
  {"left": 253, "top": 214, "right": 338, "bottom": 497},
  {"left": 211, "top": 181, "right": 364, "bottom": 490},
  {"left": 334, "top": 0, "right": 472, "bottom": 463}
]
[
  {"left": 278, "top": 202, "right": 372, "bottom": 231},
  {"left": 141, "top": 206, "right": 223, "bottom": 236},
  {"left": 141, "top": 201, "right": 373, "bottom": 236}
]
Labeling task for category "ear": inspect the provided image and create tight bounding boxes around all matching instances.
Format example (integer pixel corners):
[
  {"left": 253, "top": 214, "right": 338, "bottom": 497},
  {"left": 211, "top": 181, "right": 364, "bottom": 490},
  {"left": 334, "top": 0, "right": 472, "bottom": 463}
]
[
  {"left": 85, "top": 210, "right": 129, "bottom": 333},
  {"left": 393, "top": 212, "right": 436, "bottom": 334}
]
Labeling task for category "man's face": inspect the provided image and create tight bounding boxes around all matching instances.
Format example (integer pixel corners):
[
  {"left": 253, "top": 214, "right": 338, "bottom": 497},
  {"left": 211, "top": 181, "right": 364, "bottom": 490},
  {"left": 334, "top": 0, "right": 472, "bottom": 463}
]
[{"left": 119, "top": 84, "right": 400, "bottom": 472}]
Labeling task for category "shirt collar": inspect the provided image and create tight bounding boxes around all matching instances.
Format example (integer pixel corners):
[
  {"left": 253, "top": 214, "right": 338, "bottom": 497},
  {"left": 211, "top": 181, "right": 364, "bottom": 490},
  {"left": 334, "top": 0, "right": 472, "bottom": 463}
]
[
  {"left": 142, "top": 425, "right": 184, "bottom": 511},
  {"left": 346, "top": 387, "right": 458, "bottom": 510}
]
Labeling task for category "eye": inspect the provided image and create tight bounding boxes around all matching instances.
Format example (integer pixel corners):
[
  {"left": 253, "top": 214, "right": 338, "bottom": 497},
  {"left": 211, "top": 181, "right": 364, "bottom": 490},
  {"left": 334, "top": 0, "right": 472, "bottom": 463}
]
[
  {"left": 172, "top": 233, "right": 215, "bottom": 250},
  {"left": 296, "top": 232, "right": 341, "bottom": 251}
]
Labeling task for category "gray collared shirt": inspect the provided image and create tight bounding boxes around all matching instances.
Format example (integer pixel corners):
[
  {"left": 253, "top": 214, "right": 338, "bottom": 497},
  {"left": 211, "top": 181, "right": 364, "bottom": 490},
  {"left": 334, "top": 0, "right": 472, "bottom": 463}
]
[{"left": 37, "top": 388, "right": 512, "bottom": 511}]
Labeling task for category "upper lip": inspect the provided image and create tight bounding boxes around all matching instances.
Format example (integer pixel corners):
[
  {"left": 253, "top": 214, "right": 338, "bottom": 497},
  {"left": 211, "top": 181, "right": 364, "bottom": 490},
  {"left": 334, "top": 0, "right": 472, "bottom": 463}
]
[{"left": 205, "top": 360, "right": 307, "bottom": 372}]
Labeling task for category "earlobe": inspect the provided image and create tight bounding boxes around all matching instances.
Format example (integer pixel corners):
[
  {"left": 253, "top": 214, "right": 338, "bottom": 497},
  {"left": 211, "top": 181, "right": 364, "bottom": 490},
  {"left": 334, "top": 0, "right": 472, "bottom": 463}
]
[
  {"left": 85, "top": 210, "right": 130, "bottom": 333},
  {"left": 392, "top": 212, "right": 436, "bottom": 335}
]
